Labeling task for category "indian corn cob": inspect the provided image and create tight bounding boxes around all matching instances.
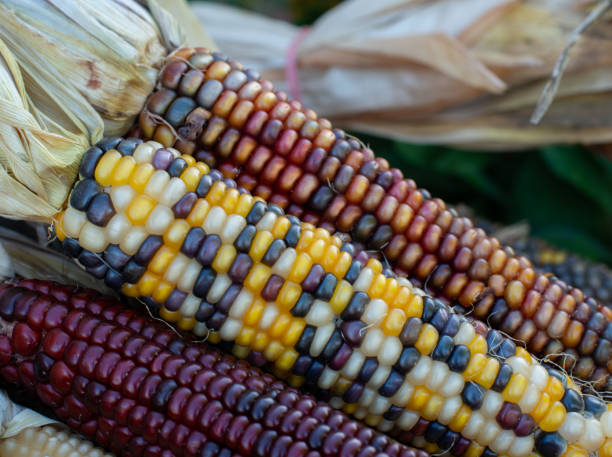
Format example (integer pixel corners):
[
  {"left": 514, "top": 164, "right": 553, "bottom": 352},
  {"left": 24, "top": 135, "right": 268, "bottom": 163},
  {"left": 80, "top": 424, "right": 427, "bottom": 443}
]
[
  {"left": 53, "top": 139, "right": 612, "bottom": 457},
  {"left": 130, "top": 48, "right": 612, "bottom": 386},
  {"left": 0, "top": 278, "right": 428, "bottom": 457}
]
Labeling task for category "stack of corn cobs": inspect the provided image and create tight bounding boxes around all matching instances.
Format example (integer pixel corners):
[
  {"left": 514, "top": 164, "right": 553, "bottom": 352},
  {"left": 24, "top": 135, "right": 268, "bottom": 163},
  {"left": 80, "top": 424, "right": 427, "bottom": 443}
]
[{"left": 1, "top": 47, "right": 611, "bottom": 457}]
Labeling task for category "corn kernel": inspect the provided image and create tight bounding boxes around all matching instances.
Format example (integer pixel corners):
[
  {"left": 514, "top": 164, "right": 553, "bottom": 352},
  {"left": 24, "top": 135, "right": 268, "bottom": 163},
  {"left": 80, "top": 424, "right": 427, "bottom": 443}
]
[
  {"left": 235, "top": 327, "right": 256, "bottom": 346},
  {"left": 149, "top": 246, "right": 176, "bottom": 276},
  {"left": 249, "top": 231, "right": 274, "bottom": 262},
  {"left": 382, "top": 308, "right": 406, "bottom": 337},
  {"left": 269, "top": 314, "right": 292, "bottom": 340},
  {"left": 186, "top": 199, "right": 210, "bottom": 226},
  {"left": 244, "top": 299, "right": 266, "bottom": 327},
  {"left": 329, "top": 280, "right": 353, "bottom": 314},
  {"left": 475, "top": 358, "right": 500, "bottom": 389},
  {"left": 565, "top": 444, "right": 588, "bottom": 457},
  {"left": 212, "top": 244, "right": 237, "bottom": 274},
  {"left": 464, "top": 442, "right": 484, "bottom": 457},
  {"left": 307, "top": 239, "right": 326, "bottom": 264},
  {"left": 195, "top": 162, "right": 209, "bottom": 175},
  {"left": 288, "top": 253, "right": 312, "bottom": 283},
  {"left": 408, "top": 386, "right": 431, "bottom": 411},
  {"left": 531, "top": 392, "right": 552, "bottom": 423},
  {"left": 206, "top": 181, "right": 227, "bottom": 206},
  {"left": 122, "top": 283, "right": 140, "bottom": 297},
  {"left": 382, "top": 278, "right": 400, "bottom": 304},
  {"left": 159, "top": 306, "right": 180, "bottom": 323},
  {"left": 129, "top": 163, "right": 155, "bottom": 193},
  {"left": 53, "top": 212, "right": 67, "bottom": 242},
  {"left": 177, "top": 318, "right": 196, "bottom": 331},
  {"left": 449, "top": 405, "right": 472, "bottom": 433},
  {"left": 468, "top": 335, "right": 487, "bottom": 354},
  {"left": 221, "top": 190, "right": 240, "bottom": 216},
  {"left": 403, "top": 293, "right": 422, "bottom": 318},
  {"left": 245, "top": 264, "right": 271, "bottom": 294},
  {"left": 502, "top": 373, "right": 529, "bottom": 404},
  {"left": 540, "top": 401, "right": 567, "bottom": 432},
  {"left": 181, "top": 155, "right": 196, "bottom": 166},
  {"left": 368, "top": 274, "right": 387, "bottom": 299},
  {"left": 282, "top": 320, "right": 306, "bottom": 347},
  {"left": 164, "top": 220, "right": 191, "bottom": 250},
  {"left": 296, "top": 230, "right": 314, "bottom": 251},
  {"left": 515, "top": 347, "right": 532, "bottom": 364},
  {"left": 94, "top": 150, "right": 122, "bottom": 186},
  {"left": 600, "top": 440, "right": 612, "bottom": 457},
  {"left": 137, "top": 272, "right": 160, "bottom": 296},
  {"left": 180, "top": 167, "right": 202, "bottom": 192},
  {"left": 252, "top": 332, "right": 270, "bottom": 352},
  {"left": 422, "top": 393, "right": 444, "bottom": 420},
  {"left": 276, "top": 349, "right": 299, "bottom": 371},
  {"left": 332, "top": 252, "right": 352, "bottom": 278},
  {"left": 366, "top": 258, "right": 383, "bottom": 275},
  {"left": 152, "top": 281, "right": 173, "bottom": 303},
  {"left": 414, "top": 323, "right": 438, "bottom": 355},
  {"left": 545, "top": 376, "right": 565, "bottom": 402},
  {"left": 276, "top": 281, "right": 301, "bottom": 310},
  {"left": 235, "top": 194, "right": 255, "bottom": 217},
  {"left": 127, "top": 194, "right": 156, "bottom": 225},
  {"left": 207, "top": 331, "right": 221, "bottom": 344},
  {"left": 321, "top": 245, "right": 340, "bottom": 272},
  {"left": 111, "top": 155, "right": 137, "bottom": 186},
  {"left": 271, "top": 216, "right": 291, "bottom": 239},
  {"left": 464, "top": 353, "right": 488, "bottom": 381}
]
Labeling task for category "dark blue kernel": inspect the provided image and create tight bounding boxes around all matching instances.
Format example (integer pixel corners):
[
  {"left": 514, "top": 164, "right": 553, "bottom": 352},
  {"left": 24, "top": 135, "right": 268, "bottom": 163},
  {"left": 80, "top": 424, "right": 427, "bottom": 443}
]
[
  {"left": 193, "top": 267, "right": 216, "bottom": 298},
  {"left": 216, "top": 284, "right": 241, "bottom": 313},
  {"left": 181, "top": 227, "right": 206, "bottom": 257},
  {"left": 228, "top": 253, "right": 253, "bottom": 283},
  {"left": 305, "top": 360, "right": 325, "bottom": 382},
  {"left": 488, "top": 299, "right": 508, "bottom": 327},
  {"left": 424, "top": 422, "right": 446, "bottom": 444},
  {"left": 61, "top": 237, "right": 82, "bottom": 257},
  {"left": 498, "top": 339, "right": 517, "bottom": 359},
  {"left": 601, "top": 322, "right": 612, "bottom": 341},
  {"left": 368, "top": 225, "right": 393, "bottom": 251},
  {"left": 535, "top": 433, "right": 567, "bottom": 457},
  {"left": 439, "top": 430, "right": 460, "bottom": 450},
  {"left": 584, "top": 395, "right": 606, "bottom": 418},
  {"left": 432, "top": 335, "right": 454, "bottom": 362},
  {"left": 481, "top": 448, "right": 497, "bottom": 457},
  {"left": 448, "top": 345, "right": 470, "bottom": 372},
  {"left": 462, "top": 382, "right": 485, "bottom": 410},
  {"left": 172, "top": 192, "right": 197, "bottom": 219},
  {"left": 165, "top": 289, "right": 187, "bottom": 312},
  {"left": 246, "top": 201, "right": 266, "bottom": 224},
  {"left": 309, "top": 187, "right": 334, "bottom": 212},
  {"left": 142, "top": 297, "right": 162, "bottom": 311},
  {"left": 295, "top": 326, "right": 316, "bottom": 354},
  {"left": 286, "top": 215, "right": 300, "bottom": 226},
  {"left": 283, "top": 224, "right": 301, "bottom": 248},
  {"left": 166, "top": 97, "right": 197, "bottom": 127},
  {"left": 78, "top": 250, "right": 103, "bottom": 268},
  {"left": 116, "top": 138, "right": 142, "bottom": 156},
  {"left": 315, "top": 274, "right": 337, "bottom": 301},
  {"left": 86, "top": 193, "right": 115, "bottom": 226},
  {"left": 196, "top": 174, "right": 214, "bottom": 197},
  {"left": 103, "top": 244, "right": 131, "bottom": 270},
  {"left": 168, "top": 158, "right": 188, "bottom": 177},
  {"left": 546, "top": 367, "right": 568, "bottom": 388},
  {"left": 261, "top": 275, "right": 284, "bottom": 301},
  {"left": 383, "top": 405, "right": 403, "bottom": 421},
  {"left": 342, "top": 383, "right": 364, "bottom": 403},
  {"left": 442, "top": 314, "right": 461, "bottom": 337},
  {"left": 492, "top": 363, "right": 513, "bottom": 392},
  {"left": 339, "top": 243, "right": 355, "bottom": 256},
  {"left": 95, "top": 137, "right": 122, "bottom": 152},
  {"left": 421, "top": 297, "right": 437, "bottom": 322},
  {"left": 234, "top": 225, "right": 257, "bottom": 253},
  {"left": 134, "top": 236, "right": 163, "bottom": 265},
  {"left": 399, "top": 317, "right": 423, "bottom": 347},
  {"left": 429, "top": 308, "right": 449, "bottom": 332},
  {"left": 122, "top": 260, "right": 146, "bottom": 283},
  {"left": 262, "top": 239, "right": 286, "bottom": 266},
  {"left": 357, "top": 358, "right": 378, "bottom": 383},
  {"left": 379, "top": 370, "right": 404, "bottom": 397},
  {"left": 86, "top": 263, "right": 108, "bottom": 279},
  {"left": 78, "top": 147, "right": 104, "bottom": 178},
  {"left": 206, "top": 312, "right": 226, "bottom": 330},
  {"left": 70, "top": 178, "right": 101, "bottom": 211},
  {"left": 561, "top": 389, "right": 584, "bottom": 413},
  {"left": 330, "top": 140, "right": 350, "bottom": 161},
  {"left": 104, "top": 269, "right": 124, "bottom": 289},
  {"left": 290, "top": 293, "right": 314, "bottom": 318},
  {"left": 486, "top": 330, "right": 504, "bottom": 355},
  {"left": 292, "top": 355, "right": 313, "bottom": 376},
  {"left": 321, "top": 330, "right": 343, "bottom": 362},
  {"left": 343, "top": 260, "right": 362, "bottom": 284},
  {"left": 394, "top": 347, "right": 420, "bottom": 375},
  {"left": 195, "top": 300, "right": 215, "bottom": 321},
  {"left": 267, "top": 203, "right": 284, "bottom": 216},
  {"left": 341, "top": 292, "right": 368, "bottom": 320},
  {"left": 196, "top": 235, "right": 222, "bottom": 266}
]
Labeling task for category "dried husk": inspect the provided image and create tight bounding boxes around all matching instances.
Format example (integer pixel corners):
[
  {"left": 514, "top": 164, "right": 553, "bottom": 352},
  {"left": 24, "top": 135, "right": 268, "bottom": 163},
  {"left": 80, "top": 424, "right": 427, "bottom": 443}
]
[
  {"left": 0, "top": 390, "right": 57, "bottom": 440},
  {"left": 192, "top": 0, "right": 612, "bottom": 148}
]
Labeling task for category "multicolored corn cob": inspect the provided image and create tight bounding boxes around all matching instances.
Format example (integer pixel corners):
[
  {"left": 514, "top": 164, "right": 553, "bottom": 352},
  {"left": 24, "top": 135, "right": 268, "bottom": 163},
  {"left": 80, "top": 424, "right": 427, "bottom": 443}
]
[
  {"left": 0, "top": 278, "right": 427, "bottom": 457},
  {"left": 130, "top": 48, "right": 612, "bottom": 386},
  {"left": 54, "top": 140, "right": 612, "bottom": 457},
  {"left": 0, "top": 425, "right": 113, "bottom": 457}
]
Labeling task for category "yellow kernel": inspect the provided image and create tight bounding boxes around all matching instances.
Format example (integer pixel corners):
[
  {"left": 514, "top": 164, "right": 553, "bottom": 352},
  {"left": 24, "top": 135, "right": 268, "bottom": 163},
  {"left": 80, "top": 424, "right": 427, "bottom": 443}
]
[
  {"left": 464, "top": 442, "right": 484, "bottom": 457},
  {"left": 366, "top": 258, "right": 383, "bottom": 275},
  {"left": 149, "top": 246, "right": 176, "bottom": 276},
  {"left": 515, "top": 346, "right": 532, "bottom": 364},
  {"left": 122, "top": 283, "right": 140, "bottom": 297},
  {"left": 329, "top": 280, "right": 353, "bottom": 314},
  {"left": 382, "top": 308, "right": 406, "bottom": 337},
  {"left": 180, "top": 167, "right": 202, "bottom": 192},
  {"left": 275, "top": 349, "right": 299, "bottom": 371},
  {"left": 236, "top": 327, "right": 256, "bottom": 346},
  {"left": 565, "top": 444, "right": 588, "bottom": 457},
  {"left": 282, "top": 320, "right": 306, "bottom": 347},
  {"left": 186, "top": 199, "right": 210, "bottom": 226},
  {"left": 212, "top": 244, "right": 237, "bottom": 274},
  {"left": 414, "top": 323, "right": 438, "bottom": 355},
  {"left": 235, "top": 194, "right": 255, "bottom": 217},
  {"left": 330, "top": 235, "right": 342, "bottom": 249},
  {"left": 343, "top": 403, "right": 358, "bottom": 415},
  {"left": 287, "top": 375, "right": 304, "bottom": 388},
  {"left": 382, "top": 278, "right": 400, "bottom": 305},
  {"left": 468, "top": 334, "right": 487, "bottom": 354},
  {"left": 249, "top": 231, "right": 274, "bottom": 262},
  {"left": 276, "top": 281, "right": 301, "bottom": 310},
  {"left": 422, "top": 393, "right": 444, "bottom": 421},
  {"left": 269, "top": 314, "right": 292, "bottom": 340},
  {"left": 264, "top": 341, "right": 285, "bottom": 361},
  {"left": 182, "top": 155, "right": 196, "bottom": 166},
  {"left": 296, "top": 230, "right": 315, "bottom": 251},
  {"left": 252, "top": 332, "right": 270, "bottom": 352},
  {"left": 244, "top": 299, "right": 266, "bottom": 327},
  {"left": 245, "top": 264, "right": 271, "bottom": 294},
  {"left": 127, "top": 194, "right": 156, "bottom": 225},
  {"left": 502, "top": 373, "right": 529, "bottom": 403},
  {"left": 320, "top": 245, "right": 339, "bottom": 273},
  {"left": 403, "top": 293, "right": 422, "bottom": 318},
  {"left": 159, "top": 306, "right": 180, "bottom": 323},
  {"left": 531, "top": 394, "right": 554, "bottom": 426},
  {"left": 152, "top": 281, "right": 173, "bottom": 303},
  {"left": 464, "top": 353, "right": 488, "bottom": 381},
  {"left": 54, "top": 212, "right": 67, "bottom": 242},
  {"left": 545, "top": 376, "right": 565, "bottom": 402},
  {"left": 288, "top": 253, "right": 312, "bottom": 283},
  {"left": 111, "top": 155, "right": 137, "bottom": 186},
  {"left": 475, "top": 358, "right": 500, "bottom": 389},
  {"left": 540, "top": 401, "right": 566, "bottom": 432},
  {"left": 408, "top": 386, "right": 431, "bottom": 411},
  {"left": 221, "top": 188, "right": 240, "bottom": 213},
  {"left": 423, "top": 443, "right": 439, "bottom": 455},
  {"left": 207, "top": 331, "right": 221, "bottom": 344},
  {"left": 307, "top": 239, "right": 326, "bottom": 264},
  {"left": 137, "top": 272, "right": 159, "bottom": 296},
  {"left": 600, "top": 440, "right": 612, "bottom": 457},
  {"left": 332, "top": 252, "right": 352, "bottom": 278},
  {"left": 271, "top": 217, "right": 291, "bottom": 239},
  {"left": 364, "top": 415, "right": 382, "bottom": 428},
  {"left": 366, "top": 274, "right": 386, "bottom": 299},
  {"left": 206, "top": 181, "right": 227, "bottom": 206},
  {"left": 164, "top": 220, "right": 191, "bottom": 250},
  {"left": 94, "top": 150, "right": 122, "bottom": 186},
  {"left": 449, "top": 405, "right": 472, "bottom": 433},
  {"left": 129, "top": 163, "right": 155, "bottom": 193},
  {"left": 177, "top": 318, "right": 196, "bottom": 331},
  {"left": 195, "top": 162, "right": 209, "bottom": 175}
]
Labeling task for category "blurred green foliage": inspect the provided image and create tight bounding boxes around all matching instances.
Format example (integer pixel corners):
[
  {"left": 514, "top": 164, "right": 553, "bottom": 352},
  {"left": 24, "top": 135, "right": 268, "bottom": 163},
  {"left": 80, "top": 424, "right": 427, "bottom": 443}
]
[{"left": 194, "top": 0, "right": 612, "bottom": 266}]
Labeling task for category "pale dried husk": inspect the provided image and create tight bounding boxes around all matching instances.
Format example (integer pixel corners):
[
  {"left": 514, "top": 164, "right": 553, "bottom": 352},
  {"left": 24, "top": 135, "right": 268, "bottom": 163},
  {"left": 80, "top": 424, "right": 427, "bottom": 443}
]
[
  {"left": 0, "top": 390, "right": 57, "bottom": 440},
  {"left": 192, "top": 0, "right": 612, "bottom": 148}
]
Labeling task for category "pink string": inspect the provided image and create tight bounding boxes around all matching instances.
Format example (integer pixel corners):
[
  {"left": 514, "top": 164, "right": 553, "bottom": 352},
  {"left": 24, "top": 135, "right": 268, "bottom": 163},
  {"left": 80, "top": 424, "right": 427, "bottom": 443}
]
[{"left": 285, "top": 27, "right": 311, "bottom": 102}]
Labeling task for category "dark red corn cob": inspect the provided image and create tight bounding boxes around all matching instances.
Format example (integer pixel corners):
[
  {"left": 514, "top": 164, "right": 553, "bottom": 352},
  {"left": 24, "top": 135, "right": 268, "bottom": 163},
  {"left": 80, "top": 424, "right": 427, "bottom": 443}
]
[
  {"left": 0, "top": 278, "right": 427, "bottom": 457},
  {"left": 131, "top": 48, "right": 612, "bottom": 388}
]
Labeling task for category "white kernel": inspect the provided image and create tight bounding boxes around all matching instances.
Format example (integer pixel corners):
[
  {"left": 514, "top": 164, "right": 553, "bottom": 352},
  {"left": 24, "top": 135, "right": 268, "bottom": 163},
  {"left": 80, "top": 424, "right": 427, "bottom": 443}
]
[
  {"left": 164, "top": 253, "right": 189, "bottom": 284},
  {"left": 256, "top": 211, "right": 277, "bottom": 231},
  {"left": 578, "top": 418, "right": 604, "bottom": 451},
  {"left": 391, "top": 381, "right": 414, "bottom": 406},
  {"left": 206, "top": 274, "right": 231, "bottom": 303},
  {"left": 518, "top": 383, "right": 540, "bottom": 413},
  {"left": 508, "top": 436, "right": 534, "bottom": 457},
  {"left": 367, "top": 365, "right": 391, "bottom": 389},
  {"left": 258, "top": 304, "right": 279, "bottom": 330},
  {"left": 342, "top": 351, "right": 365, "bottom": 379},
  {"left": 454, "top": 321, "right": 475, "bottom": 346},
  {"left": 559, "top": 412, "right": 585, "bottom": 443},
  {"left": 310, "top": 323, "right": 335, "bottom": 357},
  {"left": 462, "top": 411, "right": 485, "bottom": 439},
  {"left": 478, "top": 420, "right": 501, "bottom": 446},
  {"left": 110, "top": 185, "right": 136, "bottom": 212},
  {"left": 481, "top": 390, "right": 504, "bottom": 418},
  {"left": 411, "top": 436, "right": 427, "bottom": 449},
  {"left": 203, "top": 206, "right": 226, "bottom": 234},
  {"left": 438, "top": 395, "right": 462, "bottom": 425},
  {"left": 360, "top": 328, "right": 384, "bottom": 357},
  {"left": 144, "top": 170, "right": 170, "bottom": 200},
  {"left": 317, "top": 368, "right": 339, "bottom": 389},
  {"left": 120, "top": 226, "right": 148, "bottom": 255},
  {"left": 272, "top": 248, "right": 297, "bottom": 277},
  {"left": 362, "top": 299, "right": 387, "bottom": 326},
  {"left": 439, "top": 372, "right": 464, "bottom": 397},
  {"left": 406, "top": 356, "right": 431, "bottom": 385},
  {"left": 106, "top": 213, "right": 130, "bottom": 244},
  {"left": 378, "top": 337, "right": 402, "bottom": 366},
  {"left": 193, "top": 322, "right": 209, "bottom": 337},
  {"left": 359, "top": 388, "right": 376, "bottom": 407},
  {"left": 377, "top": 419, "right": 394, "bottom": 433},
  {"left": 602, "top": 410, "right": 612, "bottom": 437},
  {"left": 353, "top": 406, "right": 367, "bottom": 420},
  {"left": 353, "top": 268, "right": 374, "bottom": 292},
  {"left": 79, "top": 222, "right": 108, "bottom": 252},
  {"left": 133, "top": 143, "right": 156, "bottom": 163},
  {"left": 159, "top": 178, "right": 187, "bottom": 207},
  {"left": 329, "top": 396, "right": 344, "bottom": 410},
  {"left": 146, "top": 205, "right": 174, "bottom": 235},
  {"left": 490, "top": 430, "right": 514, "bottom": 455},
  {"left": 63, "top": 206, "right": 87, "bottom": 238},
  {"left": 507, "top": 356, "right": 530, "bottom": 378},
  {"left": 398, "top": 410, "right": 419, "bottom": 430},
  {"left": 219, "top": 318, "right": 242, "bottom": 341},
  {"left": 232, "top": 344, "right": 249, "bottom": 359},
  {"left": 426, "top": 361, "right": 449, "bottom": 392},
  {"left": 306, "top": 300, "right": 334, "bottom": 327},
  {"left": 221, "top": 214, "right": 246, "bottom": 244},
  {"left": 229, "top": 290, "right": 254, "bottom": 320},
  {"left": 178, "top": 260, "right": 201, "bottom": 292},
  {"left": 530, "top": 364, "right": 549, "bottom": 390},
  {"left": 180, "top": 294, "right": 200, "bottom": 317},
  {"left": 368, "top": 395, "right": 391, "bottom": 415}
]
